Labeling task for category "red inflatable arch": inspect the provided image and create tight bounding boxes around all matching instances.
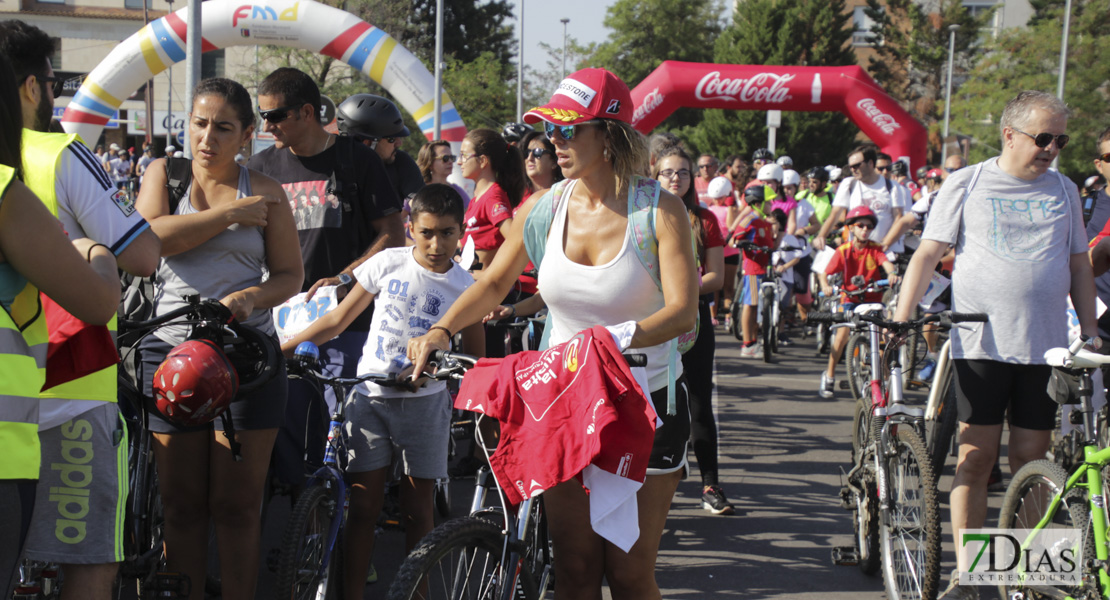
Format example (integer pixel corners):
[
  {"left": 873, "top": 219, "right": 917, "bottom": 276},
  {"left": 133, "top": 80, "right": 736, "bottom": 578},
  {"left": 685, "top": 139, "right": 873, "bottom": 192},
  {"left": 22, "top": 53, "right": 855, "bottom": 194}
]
[{"left": 629, "top": 62, "right": 927, "bottom": 172}]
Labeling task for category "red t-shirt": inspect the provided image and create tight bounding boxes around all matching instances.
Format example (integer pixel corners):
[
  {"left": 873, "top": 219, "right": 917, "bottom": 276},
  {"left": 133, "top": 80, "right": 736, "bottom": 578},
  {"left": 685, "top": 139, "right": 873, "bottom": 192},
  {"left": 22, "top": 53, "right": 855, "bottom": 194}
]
[
  {"left": 463, "top": 183, "right": 512, "bottom": 251},
  {"left": 825, "top": 240, "right": 889, "bottom": 303},
  {"left": 732, "top": 213, "right": 773, "bottom": 275},
  {"left": 454, "top": 326, "right": 655, "bottom": 507},
  {"left": 697, "top": 209, "right": 725, "bottom": 276}
]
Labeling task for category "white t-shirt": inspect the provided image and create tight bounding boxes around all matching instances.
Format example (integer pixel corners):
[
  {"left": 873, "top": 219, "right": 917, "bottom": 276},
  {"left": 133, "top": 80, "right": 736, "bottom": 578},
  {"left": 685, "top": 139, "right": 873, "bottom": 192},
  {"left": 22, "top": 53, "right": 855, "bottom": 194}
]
[
  {"left": 354, "top": 246, "right": 474, "bottom": 398},
  {"left": 773, "top": 233, "right": 809, "bottom": 285},
  {"left": 795, "top": 198, "right": 815, "bottom": 232},
  {"left": 833, "top": 175, "right": 910, "bottom": 251},
  {"left": 39, "top": 141, "right": 152, "bottom": 429},
  {"left": 109, "top": 157, "right": 131, "bottom": 183},
  {"left": 923, "top": 159, "right": 1085, "bottom": 363}
]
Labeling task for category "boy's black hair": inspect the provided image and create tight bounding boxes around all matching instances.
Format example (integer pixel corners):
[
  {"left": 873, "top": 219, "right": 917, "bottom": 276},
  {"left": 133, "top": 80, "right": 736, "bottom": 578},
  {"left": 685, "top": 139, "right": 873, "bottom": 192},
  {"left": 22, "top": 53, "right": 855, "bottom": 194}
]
[
  {"left": 770, "top": 208, "right": 788, "bottom": 229},
  {"left": 0, "top": 20, "right": 54, "bottom": 82},
  {"left": 410, "top": 183, "right": 465, "bottom": 227}
]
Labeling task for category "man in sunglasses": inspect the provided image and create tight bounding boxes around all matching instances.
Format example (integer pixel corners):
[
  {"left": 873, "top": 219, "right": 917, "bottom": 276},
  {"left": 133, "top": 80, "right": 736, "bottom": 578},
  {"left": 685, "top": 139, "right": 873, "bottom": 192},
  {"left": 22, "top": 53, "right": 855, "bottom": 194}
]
[
  {"left": 943, "top": 154, "right": 967, "bottom": 179},
  {"left": 814, "top": 145, "right": 909, "bottom": 253},
  {"left": 893, "top": 90, "right": 1097, "bottom": 600},
  {"left": 335, "top": 93, "right": 424, "bottom": 205},
  {"left": 694, "top": 154, "right": 719, "bottom": 205},
  {"left": 0, "top": 20, "right": 162, "bottom": 600},
  {"left": 1083, "top": 126, "right": 1110, "bottom": 348},
  {"left": 246, "top": 68, "right": 404, "bottom": 492}
]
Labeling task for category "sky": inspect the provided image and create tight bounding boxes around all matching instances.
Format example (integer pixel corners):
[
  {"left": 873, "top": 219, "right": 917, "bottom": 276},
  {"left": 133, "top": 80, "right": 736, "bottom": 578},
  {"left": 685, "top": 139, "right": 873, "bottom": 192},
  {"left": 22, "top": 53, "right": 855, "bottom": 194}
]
[{"left": 514, "top": 1, "right": 734, "bottom": 88}]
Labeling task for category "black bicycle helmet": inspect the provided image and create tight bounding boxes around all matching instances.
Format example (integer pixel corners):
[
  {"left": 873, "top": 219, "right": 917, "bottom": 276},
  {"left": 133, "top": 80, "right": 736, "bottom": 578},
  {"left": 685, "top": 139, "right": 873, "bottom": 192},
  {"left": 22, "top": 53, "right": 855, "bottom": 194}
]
[
  {"left": 502, "top": 122, "right": 533, "bottom": 144},
  {"left": 752, "top": 148, "right": 774, "bottom": 162},
  {"left": 890, "top": 160, "right": 908, "bottom": 176},
  {"left": 805, "top": 166, "right": 828, "bottom": 182},
  {"left": 336, "top": 94, "right": 410, "bottom": 140},
  {"left": 744, "top": 185, "right": 765, "bottom": 205}
]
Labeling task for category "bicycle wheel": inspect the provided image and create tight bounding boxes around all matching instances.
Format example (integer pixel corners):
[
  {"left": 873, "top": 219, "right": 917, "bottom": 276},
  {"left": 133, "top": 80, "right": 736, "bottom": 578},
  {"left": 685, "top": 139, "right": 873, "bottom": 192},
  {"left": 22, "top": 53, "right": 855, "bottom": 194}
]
[
  {"left": 924, "top": 371, "right": 958, "bottom": 480},
  {"left": 846, "top": 333, "right": 871, "bottom": 403},
  {"left": 997, "top": 460, "right": 1095, "bottom": 600},
  {"left": 880, "top": 427, "right": 941, "bottom": 600},
  {"left": 854, "top": 467, "right": 881, "bottom": 575},
  {"left": 387, "top": 516, "right": 538, "bottom": 600},
  {"left": 851, "top": 396, "right": 871, "bottom": 464},
  {"left": 761, "top": 292, "right": 773, "bottom": 362},
  {"left": 275, "top": 484, "right": 344, "bottom": 600},
  {"left": 730, "top": 299, "right": 743, "bottom": 342}
]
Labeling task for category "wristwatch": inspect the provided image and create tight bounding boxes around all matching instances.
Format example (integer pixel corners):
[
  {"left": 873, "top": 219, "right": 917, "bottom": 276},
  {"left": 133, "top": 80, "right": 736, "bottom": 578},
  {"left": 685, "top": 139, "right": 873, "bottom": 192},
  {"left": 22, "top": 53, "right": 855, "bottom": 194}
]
[{"left": 337, "top": 272, "right": 353, "bottom": 287}]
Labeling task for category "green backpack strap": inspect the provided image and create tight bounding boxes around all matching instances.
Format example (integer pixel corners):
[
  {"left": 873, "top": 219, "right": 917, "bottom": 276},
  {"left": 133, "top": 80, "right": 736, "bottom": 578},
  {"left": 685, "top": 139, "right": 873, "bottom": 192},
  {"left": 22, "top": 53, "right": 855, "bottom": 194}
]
[{"left": 522, "top": 179, "right": 572, "bottom": 352}]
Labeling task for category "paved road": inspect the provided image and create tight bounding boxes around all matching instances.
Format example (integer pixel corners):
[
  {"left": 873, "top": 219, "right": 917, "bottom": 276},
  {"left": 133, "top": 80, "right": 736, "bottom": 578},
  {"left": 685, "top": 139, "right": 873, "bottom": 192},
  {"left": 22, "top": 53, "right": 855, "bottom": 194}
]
[{"left": 258, "top": 324, "right": 1014, "bottom": 599}]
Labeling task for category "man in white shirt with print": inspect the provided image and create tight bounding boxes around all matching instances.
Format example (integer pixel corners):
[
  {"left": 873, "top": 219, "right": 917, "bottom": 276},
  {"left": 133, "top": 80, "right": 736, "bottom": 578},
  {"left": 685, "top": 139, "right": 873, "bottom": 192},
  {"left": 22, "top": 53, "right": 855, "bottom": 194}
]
[{"left": 814, "top": 144, "right": 909, "bottom": 252}]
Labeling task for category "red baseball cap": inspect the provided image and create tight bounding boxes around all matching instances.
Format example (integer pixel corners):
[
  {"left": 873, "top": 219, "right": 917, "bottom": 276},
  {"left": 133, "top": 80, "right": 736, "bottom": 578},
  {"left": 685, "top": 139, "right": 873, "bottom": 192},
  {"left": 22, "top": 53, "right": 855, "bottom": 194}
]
[
  {"left": 926, "top": 168, "right": 944, "bottom": 180},
  {"left": 523, "top": 68, "right": 633, "bottom": 126}
]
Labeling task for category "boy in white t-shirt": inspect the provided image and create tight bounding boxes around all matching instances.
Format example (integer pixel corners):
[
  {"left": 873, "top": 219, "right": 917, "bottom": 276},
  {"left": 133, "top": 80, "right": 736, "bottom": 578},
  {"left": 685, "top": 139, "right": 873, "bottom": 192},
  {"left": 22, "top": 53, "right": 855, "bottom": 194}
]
[{"left": 281, "top": 183, "right": 484, "bottom": 591}]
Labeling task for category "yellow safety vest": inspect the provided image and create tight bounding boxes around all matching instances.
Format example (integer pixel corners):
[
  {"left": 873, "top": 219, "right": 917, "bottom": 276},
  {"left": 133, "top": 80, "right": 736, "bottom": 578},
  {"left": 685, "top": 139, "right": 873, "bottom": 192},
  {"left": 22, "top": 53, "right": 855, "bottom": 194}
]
[
  {"left": 0, "top": 165, "right": 48, "bottom": 480},
  {"left": 21, "top": 129, "right": 117, "bottom": 404}
]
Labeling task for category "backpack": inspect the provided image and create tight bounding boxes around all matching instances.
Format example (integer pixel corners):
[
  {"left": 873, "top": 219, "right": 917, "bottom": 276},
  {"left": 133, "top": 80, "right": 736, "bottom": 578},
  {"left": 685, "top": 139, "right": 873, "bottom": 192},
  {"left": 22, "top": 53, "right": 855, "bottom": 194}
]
[
  {"left": 119, "top": 157, "right": 192, "bottom": 326},
  {"left": 522, "top": 175, "right": 698, "bottom": 414}
]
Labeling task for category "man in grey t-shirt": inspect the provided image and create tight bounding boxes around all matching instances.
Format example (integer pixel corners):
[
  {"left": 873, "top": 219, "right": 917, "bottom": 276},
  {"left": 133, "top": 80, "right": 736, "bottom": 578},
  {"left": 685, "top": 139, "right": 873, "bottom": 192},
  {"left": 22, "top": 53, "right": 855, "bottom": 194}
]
[{"left": 894, "top": 91, "right": 1098, "bottom": 598}]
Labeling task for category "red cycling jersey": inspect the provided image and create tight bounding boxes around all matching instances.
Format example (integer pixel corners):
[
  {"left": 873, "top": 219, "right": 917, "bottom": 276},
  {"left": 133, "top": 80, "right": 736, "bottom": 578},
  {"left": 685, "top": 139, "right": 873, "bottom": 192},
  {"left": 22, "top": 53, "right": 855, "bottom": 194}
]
[{"left": 463, "top": 182, "right": 512, "bottom": 251}]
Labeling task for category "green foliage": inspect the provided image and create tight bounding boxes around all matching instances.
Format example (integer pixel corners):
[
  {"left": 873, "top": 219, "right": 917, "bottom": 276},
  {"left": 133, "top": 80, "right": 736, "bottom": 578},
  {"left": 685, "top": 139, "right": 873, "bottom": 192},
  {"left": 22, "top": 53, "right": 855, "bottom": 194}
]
[
  {"left": 687, "top": 0, "right": 859, "bottom": 169},
  {"left": 441, "top": 52, "right": 518, "bottom": 132},
  {"left": 587, "top": 0, "right": 724, "bottom": 130},
  {"left": 864, "top": 0, "right": 992, "bottom": 161},
  {"left": 947, "top": 0, "right": 1110, "bottom": 180}
]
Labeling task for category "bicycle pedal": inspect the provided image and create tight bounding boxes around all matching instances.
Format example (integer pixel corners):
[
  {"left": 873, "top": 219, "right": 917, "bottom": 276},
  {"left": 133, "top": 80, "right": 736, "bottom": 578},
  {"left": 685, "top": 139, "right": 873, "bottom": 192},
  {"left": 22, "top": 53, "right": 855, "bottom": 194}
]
[
  {"left": 143, "top": 572, "right": 191, "bottom": 598},
  {"left": 832, "top": 546, "right": 859, "bottom": 566}
]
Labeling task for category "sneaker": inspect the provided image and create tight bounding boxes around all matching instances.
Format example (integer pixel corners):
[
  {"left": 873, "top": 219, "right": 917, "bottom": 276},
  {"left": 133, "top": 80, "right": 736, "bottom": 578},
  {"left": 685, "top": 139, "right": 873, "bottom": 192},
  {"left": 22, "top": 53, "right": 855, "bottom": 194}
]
[
  {"left": 366, "top": 563, "right": 378, "bottom": 584},
  {"left": 918, "top": 357, "right": 937, "bottom": 381},
  {"left": 724, "top": 316, "right": 733, "bottom": 333},
  {"left": 778, "top": 336, "right": 792, "bottom": 347},
  {"left": 819, "top": 373, "right": 835, "bottom": 399},
  {"left": 938, "top": 571, "right": 979, "bottom": 600},
  {"left": 701, "top": 485, "right": 735, "bottom": 515},
  {"left": 739, "top": 343, "right": 761, "bottom": 358}
]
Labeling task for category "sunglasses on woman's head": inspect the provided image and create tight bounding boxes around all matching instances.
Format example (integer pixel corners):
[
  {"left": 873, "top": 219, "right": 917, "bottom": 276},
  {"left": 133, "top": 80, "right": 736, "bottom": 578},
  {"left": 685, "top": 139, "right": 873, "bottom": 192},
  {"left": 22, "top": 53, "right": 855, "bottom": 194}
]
[
  {"left": 543, "top": 120, "right": 602, "bottom": 141},
  {"left": 258, "top": 105, "right": 299, "bottom": 124},
  {"left": 528, "top": 147, "right": 553, "bottom": 160},
  {"left": 1012, "top": 128, "right": 1070, "bottom": 150}
]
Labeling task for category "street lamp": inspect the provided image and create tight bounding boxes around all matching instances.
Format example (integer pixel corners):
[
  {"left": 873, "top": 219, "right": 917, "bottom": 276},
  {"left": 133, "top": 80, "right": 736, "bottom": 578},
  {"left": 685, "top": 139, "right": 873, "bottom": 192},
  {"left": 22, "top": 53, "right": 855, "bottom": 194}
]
[
  {"left": 165, "top": 0, "right": 174, "bottom": 150},
  {"left": 560, "top": 19, "right": 569, "bottom": 79},
  {"left": 941, "top": 24, "right": 958, "bottom": 165}
]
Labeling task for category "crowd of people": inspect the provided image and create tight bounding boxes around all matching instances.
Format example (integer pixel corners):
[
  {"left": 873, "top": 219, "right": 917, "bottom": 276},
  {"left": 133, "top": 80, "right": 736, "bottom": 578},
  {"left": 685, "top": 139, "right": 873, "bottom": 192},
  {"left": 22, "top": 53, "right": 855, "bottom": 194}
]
[{"left": 3, "top": 14, "right": 1109, "bottom": 600}]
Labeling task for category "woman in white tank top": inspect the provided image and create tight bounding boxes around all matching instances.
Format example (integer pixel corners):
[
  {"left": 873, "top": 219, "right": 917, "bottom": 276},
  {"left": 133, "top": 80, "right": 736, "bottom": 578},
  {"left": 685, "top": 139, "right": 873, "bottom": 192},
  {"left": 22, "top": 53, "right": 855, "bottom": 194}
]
[{"left": 408, "top": 68, "right": 698, "bottom": 600}]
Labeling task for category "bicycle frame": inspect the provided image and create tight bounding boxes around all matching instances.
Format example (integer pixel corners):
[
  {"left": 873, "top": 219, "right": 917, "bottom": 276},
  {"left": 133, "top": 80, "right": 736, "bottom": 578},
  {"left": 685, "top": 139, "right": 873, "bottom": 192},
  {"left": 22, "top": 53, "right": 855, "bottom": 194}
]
[
  {"left": 301, "top": 399, "right": 350, "bottom": 587},
  {"left": 923, "top": 338, "right": 953, "bottom": 422}
]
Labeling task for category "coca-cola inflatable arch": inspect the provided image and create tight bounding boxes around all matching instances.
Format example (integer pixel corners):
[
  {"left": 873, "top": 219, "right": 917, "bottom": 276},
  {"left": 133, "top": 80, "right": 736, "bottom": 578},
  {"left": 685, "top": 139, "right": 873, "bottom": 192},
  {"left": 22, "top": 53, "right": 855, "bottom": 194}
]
[{"left": 630, "top": 62, "right": 926, "bottom": 171}]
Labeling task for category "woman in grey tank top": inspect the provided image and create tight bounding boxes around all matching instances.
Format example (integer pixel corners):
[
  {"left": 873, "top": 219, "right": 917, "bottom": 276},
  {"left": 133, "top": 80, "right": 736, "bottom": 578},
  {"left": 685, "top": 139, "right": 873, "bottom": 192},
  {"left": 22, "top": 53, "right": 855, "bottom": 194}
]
[{"left": 134, "top": 78, "right": 303, "bottom": 600}]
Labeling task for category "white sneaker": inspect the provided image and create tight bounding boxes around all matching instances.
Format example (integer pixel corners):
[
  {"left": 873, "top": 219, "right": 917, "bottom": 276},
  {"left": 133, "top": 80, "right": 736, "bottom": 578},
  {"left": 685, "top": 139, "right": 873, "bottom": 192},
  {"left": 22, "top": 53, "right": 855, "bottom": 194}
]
[
  {"left": 740, "top": 343, "right": 761, "bottom": 358},
  {"left": 819, "top": 373, "right": 835, "bottom": 398}
]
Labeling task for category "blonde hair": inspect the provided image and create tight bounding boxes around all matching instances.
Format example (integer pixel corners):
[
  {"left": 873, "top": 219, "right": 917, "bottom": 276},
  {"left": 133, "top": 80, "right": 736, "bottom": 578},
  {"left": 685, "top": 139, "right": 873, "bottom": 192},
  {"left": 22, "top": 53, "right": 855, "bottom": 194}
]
[{"left": 601, "top": 120, "right": 650, "bottom": 197}]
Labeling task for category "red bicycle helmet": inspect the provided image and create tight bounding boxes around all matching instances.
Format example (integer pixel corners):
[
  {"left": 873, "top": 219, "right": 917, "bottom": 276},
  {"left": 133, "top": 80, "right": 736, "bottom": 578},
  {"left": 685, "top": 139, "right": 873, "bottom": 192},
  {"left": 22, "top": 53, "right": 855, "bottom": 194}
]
[
  {"left": 845, "top": 205, "right": 879, "bottom": 227},
  {"left": 153, "top": 339, "right": 239, "bottom": 427}
]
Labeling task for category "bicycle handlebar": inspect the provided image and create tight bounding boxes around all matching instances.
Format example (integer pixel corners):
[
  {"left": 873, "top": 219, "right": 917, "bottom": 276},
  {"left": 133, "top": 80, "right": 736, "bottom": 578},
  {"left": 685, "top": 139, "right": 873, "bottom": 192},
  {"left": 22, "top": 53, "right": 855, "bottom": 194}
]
[{"left": 806, "top": 310, "right": 987, "bottom": 332}]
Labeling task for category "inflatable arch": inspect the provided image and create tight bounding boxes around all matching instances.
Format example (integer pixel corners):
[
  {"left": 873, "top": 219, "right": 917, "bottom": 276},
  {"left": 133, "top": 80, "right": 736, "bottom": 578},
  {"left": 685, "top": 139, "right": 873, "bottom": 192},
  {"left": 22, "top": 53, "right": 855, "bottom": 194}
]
[
  {"left": 61, "top": 0, "right": 466, "bottom": 146},
  {"left": 629, "top": 62, "right": 927, "bottom": 172}
]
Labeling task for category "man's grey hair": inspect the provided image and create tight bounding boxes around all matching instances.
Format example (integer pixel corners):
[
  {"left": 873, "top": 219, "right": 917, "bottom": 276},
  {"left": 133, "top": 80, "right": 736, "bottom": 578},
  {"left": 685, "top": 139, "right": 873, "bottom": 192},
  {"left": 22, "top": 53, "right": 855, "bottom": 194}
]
[{"left": 1000, "top": 91, "right": 1069, "bottom": 139}]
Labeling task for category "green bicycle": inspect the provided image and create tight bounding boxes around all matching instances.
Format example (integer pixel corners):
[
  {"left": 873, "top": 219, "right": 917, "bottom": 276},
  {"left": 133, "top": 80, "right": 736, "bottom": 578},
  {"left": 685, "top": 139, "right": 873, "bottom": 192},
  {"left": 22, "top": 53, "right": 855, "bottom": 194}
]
[{"left": 997, "top": 336, "right": 1110, "bottom": 600}]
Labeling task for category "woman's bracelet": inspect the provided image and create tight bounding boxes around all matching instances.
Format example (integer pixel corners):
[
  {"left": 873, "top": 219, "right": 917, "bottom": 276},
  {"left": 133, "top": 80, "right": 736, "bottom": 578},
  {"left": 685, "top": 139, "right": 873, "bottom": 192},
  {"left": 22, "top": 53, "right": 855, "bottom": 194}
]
[
  {"left": 428, "top": 325, "right": 453, "bottom": 339},
  {"left": 86, "top": 243, "right": 110, "bottom": 262},
  {"left": 507, "top": 304, "right": 517, "bottom": 318}
]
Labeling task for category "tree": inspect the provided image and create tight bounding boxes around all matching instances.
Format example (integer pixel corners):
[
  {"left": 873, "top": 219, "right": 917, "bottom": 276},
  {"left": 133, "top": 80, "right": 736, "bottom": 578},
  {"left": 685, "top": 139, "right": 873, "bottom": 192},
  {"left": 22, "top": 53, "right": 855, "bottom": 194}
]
[
  {"left": 524, "top": 37, "right": 595, "bottom": 110},
  {"left": 687, "top": 0, "right": 860, "bottom": 169},
  {"left": 588, "top": 0, "right": 724, "bottom": 131},
  {"left": 863, "top": 0, "right": 992, "bottom": 162},
  {"left": 946, "top": 0, "right": 1110, "bottom": 180}
]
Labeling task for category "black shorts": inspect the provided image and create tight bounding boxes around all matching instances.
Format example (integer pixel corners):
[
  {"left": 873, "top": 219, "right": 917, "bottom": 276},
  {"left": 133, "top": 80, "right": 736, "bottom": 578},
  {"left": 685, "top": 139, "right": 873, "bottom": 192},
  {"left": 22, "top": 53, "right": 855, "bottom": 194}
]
[
  {"left": 139, "top": 336, "right": 288, "bottom": 433},
  {"left": 953, "top": 359, "right": 1056, "bottom": 430},
  {"left": 647, "top": 376, "right": 691, "bottom": 474}
]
